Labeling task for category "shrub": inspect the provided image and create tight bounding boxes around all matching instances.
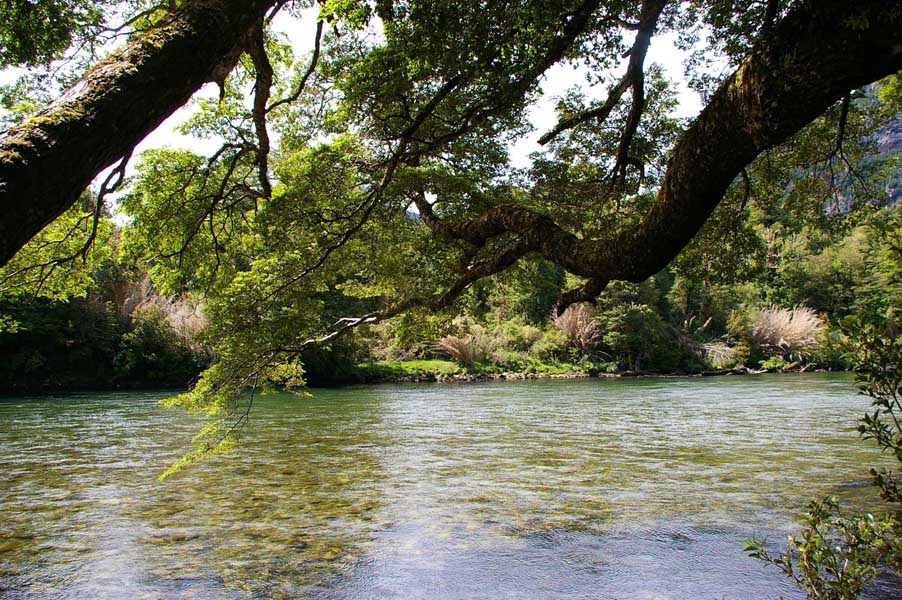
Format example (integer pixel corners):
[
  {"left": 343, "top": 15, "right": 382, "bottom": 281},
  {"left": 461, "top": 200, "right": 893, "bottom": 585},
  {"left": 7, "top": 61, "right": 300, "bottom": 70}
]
[
  {"left": 114, "top": 305, "right": 210, "bottom": 386},
  {"left": 489, "top": 349, "right": 529, "bottom": 372},
  {"left": 812, "top": 326, "right": 852, "bottom": 370},
  {"left": 749, "top": 305, "right": 825, "bottom": 361},
  {"left": 597, "top": 303, "right": 670, "bottom": 371},
  {"left": 702, "top": 342, "right": 736, "bottom": 369},
  {"left": 759, "top": 355, "right": 793, "bottom": 371},
  {"left": 498, "top": 319, "right": 543, "bottom": 352},
  {"left": 529, "top": 327, "right": 571, "bottom": 362}
]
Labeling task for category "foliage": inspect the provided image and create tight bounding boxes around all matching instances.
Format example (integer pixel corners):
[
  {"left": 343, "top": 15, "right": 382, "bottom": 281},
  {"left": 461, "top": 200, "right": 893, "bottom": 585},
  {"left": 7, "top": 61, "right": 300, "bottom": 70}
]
[
  {"left": 298, "top": 335, "right": 371, "bottom": 386},
  {"left": 745, "top": 315, "right": 902, "bottom": 599},
  {"left": 0, "top": 252, "right": 211, "bottom": 392},
  {"left": 433, "top": 334, "right": 485, "bottom": 366},
  {"left": 114, "top": 305, "right": 210, "bottom": 387},
  {"left": 702, "top": 342, "right": 736, "bottom": 369},
  {"left": 597, "top": 302, "right": 671, "bottom": 371},
  {"left": 528, "top": 326, "right": 572, "bottom": 363},
  {"left": 758, "top": 355, "right": 795, "bottom": 372},
  {"left": 744, "top": 497, "right": 899, "bottom": 600},
  {"left": 356, "top": 359, "right": 462, "bottom": 381},
  {"left": 0, "top": 296, "right": 119, "bottom": 390},
  {"left": 0, "top": 198, "right": 113, "bottom": 302},
  {"left": 0, "top": 0, "right": 113, "bottom": 67}
]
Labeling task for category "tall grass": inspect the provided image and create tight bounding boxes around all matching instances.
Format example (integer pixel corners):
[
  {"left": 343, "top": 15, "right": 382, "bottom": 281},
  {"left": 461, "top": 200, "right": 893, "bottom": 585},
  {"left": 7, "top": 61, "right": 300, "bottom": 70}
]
[
  {"left": 433, "top": 334, "right": 484, "bottom": 365},
  {"left": 751, "top": 305, "right": 824, "bottom": 360},
  {"left": 703, "top": 342, "right": 736, "bottom": 369},
  {"left": 552, "top": 303, "right": 600, "bottom": 350},
  {"left": 115, "top": 275, "right": 207, "bottom": 349}
]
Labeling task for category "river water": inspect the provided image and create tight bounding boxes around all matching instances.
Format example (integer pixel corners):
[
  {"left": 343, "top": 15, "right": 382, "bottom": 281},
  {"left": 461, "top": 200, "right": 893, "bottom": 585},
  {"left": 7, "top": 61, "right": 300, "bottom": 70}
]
[{"left": 0, "top": 374, "right": 899, "bottom": 599}]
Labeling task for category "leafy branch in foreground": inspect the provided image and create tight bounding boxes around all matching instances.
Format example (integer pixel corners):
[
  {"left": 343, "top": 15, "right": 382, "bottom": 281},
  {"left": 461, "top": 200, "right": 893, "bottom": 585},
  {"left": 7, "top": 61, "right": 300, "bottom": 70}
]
[{"left": 744, "top": 315, "right": 902, "bottom": 599}]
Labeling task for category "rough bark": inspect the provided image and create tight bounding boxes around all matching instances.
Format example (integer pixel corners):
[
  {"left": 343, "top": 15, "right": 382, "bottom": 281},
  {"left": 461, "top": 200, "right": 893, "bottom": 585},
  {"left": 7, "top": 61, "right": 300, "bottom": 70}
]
[
  {"left": 590, "top": 0, "right": 902, "bottom": 283},
  {"left": 0, "top": 0, "right": 275, "bottom": 266}
]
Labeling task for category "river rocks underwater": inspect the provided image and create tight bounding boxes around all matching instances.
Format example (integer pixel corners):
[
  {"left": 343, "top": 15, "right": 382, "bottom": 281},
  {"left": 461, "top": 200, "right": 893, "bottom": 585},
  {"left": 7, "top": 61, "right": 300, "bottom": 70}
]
[{"left": 1, "top": 375, "right": 901, "bottom": 599}]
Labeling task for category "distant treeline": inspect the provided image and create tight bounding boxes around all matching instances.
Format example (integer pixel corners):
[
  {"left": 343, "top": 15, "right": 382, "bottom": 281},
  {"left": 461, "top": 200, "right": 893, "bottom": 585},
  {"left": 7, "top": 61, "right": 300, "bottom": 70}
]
[
  {"left": 0, "top": 263, "right": 210, "bottom": 393},
  {"left": 1, "top": 204, "right": 900, "bottom": 390}
]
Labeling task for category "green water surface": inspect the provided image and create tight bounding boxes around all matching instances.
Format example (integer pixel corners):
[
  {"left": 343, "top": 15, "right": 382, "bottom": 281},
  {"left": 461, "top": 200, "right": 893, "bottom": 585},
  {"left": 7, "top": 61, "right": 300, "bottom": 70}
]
[{"left": 0, "top": 374, "right": 899, "bottom": 599}]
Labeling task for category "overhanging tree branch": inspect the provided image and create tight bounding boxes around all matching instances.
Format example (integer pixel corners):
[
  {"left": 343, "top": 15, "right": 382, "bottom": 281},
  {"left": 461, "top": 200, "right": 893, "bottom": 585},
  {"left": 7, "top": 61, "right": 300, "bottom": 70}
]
[
  {"left": 247, "top": 19, "right": 274, "bottom": 198},
  {"left": 0, "top": 0, "right": 277, "bottom": 267},
  {"left": 410, "top": 0, "right": 902, "bottom": 305},
  {"left": 538, "top": 0, "right": 667, "bottom": 147}
]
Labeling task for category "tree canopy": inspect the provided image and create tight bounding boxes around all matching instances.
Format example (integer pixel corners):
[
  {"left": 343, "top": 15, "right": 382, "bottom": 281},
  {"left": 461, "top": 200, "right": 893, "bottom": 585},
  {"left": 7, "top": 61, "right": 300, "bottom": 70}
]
[{"left": 1, "top": 0, "right": 901, "bottom": 465}]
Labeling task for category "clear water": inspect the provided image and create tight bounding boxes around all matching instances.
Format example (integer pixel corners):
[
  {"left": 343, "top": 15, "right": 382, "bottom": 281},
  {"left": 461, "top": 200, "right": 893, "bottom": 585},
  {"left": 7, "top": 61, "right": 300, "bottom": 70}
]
[{"left": 0, "top": 374, "right": 899, "bottom": 599}]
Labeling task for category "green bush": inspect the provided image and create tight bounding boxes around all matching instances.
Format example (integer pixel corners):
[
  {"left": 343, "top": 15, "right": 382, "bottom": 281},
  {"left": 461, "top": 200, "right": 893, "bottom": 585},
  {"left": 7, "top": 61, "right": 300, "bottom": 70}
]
[
  {"left": 498, "top": 318, "right": 543, "bottom": 352},
  {"left": 488, "top": 349, "right": 530, "bottom": 372},
  {"left": 597, "top": 302, "right": 670, "bottom": 371},
  {"left": 0, "top": 298, "right": 120, "bottom": 390},
  {"left": 759, "top": 355, "right": 793, "bottom": 371},
  {"left": 529, "top": 327, "right": 571, "bottom": 362},
  {"left": 114, "top": 305, "right": 210, "bottom": 387}
]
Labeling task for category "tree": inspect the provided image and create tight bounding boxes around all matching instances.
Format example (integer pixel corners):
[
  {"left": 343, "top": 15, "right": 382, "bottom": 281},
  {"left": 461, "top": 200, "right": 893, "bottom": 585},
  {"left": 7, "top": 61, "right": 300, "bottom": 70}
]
[
  {"left": 0, "top": 0, "right": 899, "bottom": 272},
  {"left": 0, "top": 0, "right": 274, "bottom": 264},
  {"left": 1, "top": 0, "right": 901, "bottom": 466}
]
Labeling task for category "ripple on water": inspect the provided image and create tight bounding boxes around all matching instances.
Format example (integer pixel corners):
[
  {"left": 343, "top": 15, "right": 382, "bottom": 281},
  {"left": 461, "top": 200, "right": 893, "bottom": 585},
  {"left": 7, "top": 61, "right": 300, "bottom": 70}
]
[{"left": 1, "top": 375, "right": 901, "bottom": 599}]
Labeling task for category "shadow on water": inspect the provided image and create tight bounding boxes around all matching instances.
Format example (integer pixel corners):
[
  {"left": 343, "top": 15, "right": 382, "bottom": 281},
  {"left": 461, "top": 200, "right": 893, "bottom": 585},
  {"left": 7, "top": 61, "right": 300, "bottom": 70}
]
[{"left": 1, "top": 374, "right": 901, "bottom": 599}]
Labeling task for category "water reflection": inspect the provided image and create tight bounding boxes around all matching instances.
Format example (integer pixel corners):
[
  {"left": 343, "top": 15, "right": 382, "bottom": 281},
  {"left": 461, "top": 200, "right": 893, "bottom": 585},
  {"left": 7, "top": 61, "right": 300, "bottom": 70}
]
[{"left": 0, "top": 375, "right": 899, "bottom": 598}]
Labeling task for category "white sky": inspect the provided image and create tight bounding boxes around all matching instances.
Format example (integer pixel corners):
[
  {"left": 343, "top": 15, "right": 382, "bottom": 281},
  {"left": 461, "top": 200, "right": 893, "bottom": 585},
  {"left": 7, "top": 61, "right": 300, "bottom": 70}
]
[
  {"left": 1, "top": 14, "right": 709, "bottom": 208},
  {"left": 132, "top": 25, "right": 704, "bottom": 167}
]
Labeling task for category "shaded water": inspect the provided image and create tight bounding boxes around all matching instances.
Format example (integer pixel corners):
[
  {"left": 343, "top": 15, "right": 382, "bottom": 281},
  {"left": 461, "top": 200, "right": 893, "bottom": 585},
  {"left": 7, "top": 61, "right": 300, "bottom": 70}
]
[{"left": 0, "top": 374, "right": 899, "bottom": 599}]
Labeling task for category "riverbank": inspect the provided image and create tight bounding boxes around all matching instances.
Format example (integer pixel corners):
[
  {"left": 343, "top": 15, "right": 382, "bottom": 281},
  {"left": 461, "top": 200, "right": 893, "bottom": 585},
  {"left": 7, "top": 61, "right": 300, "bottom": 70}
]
[
  {"left": 338, "top": 359, "right": 819, "bottom": 386},
  {"left": 0, "top": 358, "right": 828, "bottom": 394}
]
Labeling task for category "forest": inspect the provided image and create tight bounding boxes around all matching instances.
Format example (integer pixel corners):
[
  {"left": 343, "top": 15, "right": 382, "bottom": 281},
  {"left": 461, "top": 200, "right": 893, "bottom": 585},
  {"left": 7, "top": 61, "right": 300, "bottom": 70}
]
[
  {"left": 2, "top": 183, "right": 901, "bottom": 390},
  {"left": 1, "top": 0, "right": 902, "bottom": 598},
  {"left": 0, "top": 0, "right": 900, "bottom": 395}
]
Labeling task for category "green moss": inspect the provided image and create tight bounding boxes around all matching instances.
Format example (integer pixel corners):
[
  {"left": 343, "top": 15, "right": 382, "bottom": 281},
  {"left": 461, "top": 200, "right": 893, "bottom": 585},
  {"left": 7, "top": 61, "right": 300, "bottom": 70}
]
[
  {"left": 0, "top": 147, "right": 25, "bottom": 165},
  {"left": 27, "top": 107, "right": 84, "bottom": 129}
]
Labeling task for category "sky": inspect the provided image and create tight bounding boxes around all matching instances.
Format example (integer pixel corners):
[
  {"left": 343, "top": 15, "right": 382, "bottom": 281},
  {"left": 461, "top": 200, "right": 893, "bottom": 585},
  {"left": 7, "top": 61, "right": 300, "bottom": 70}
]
[
  {"left": 130, "top": 23, "right": 705, "bottom": 167},
  {"left": 0, "top": 12, "right": 711, "bottom": 210}
]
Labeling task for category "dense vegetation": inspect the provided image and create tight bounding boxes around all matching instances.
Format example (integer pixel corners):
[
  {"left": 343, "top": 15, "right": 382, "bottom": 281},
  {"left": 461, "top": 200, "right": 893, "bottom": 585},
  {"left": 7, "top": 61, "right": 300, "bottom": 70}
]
[
  {"left": 348, "top": 196, "right": 902, "bottom": 380},
  {"left": 3, "top": 192, "right": 899, "bottom": 391},
  {"left": 0, "top": 251, "right": 211, "bottom": 392}
]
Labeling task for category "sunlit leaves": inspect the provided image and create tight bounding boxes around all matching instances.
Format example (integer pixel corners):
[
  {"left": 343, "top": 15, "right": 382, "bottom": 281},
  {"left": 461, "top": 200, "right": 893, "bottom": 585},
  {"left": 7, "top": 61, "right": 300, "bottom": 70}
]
[
  {"left": 0, "top": 0, "right": 113, "bottom": 67},
  {"left": 0, "top": 198, "right": 112, "bottom": 301},
  {"left": 120, "top": 148, "right": 260, "bottom": 294},
  {"left": 670, "top": 183, "right": 766, "bottom": 286},
  {"left": 530, "top": 65, "right": 683, "bottom": 236}
]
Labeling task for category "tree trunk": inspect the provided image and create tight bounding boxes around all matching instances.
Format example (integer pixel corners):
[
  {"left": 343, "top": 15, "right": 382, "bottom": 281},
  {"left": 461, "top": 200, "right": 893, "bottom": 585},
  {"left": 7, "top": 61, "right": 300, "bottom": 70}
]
[{"left": 0, "top": 0, "right": 275, "bottom": 266}]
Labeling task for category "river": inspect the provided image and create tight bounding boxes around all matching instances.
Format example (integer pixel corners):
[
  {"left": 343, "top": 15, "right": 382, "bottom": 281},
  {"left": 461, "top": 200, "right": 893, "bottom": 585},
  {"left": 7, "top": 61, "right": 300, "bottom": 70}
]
[{"left": 0, "top": 374, "right": 899, "bottom": 599}]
